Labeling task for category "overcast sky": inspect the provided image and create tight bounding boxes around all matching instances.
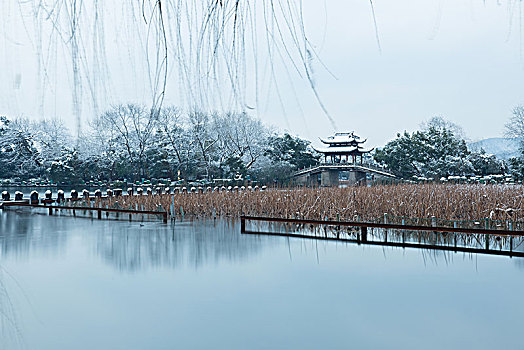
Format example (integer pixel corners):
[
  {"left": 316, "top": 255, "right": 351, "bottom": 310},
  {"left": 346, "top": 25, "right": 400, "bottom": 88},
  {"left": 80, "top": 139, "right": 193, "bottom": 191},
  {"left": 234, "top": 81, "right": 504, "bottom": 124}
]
[{"left": 1, "top": 0, "right": 523, "bottom": 149}]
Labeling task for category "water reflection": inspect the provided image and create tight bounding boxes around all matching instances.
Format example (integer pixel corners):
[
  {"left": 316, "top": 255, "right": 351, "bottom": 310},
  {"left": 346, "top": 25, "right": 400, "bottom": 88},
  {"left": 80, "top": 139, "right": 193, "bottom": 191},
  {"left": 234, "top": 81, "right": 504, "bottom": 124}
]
[
  {"left": 1, "top": 212, "right": 524, "bottom": 350},
  {"left": 94, "top": 220, "right": 267, "bottom": 272},
  {"left": 0, "top": 212, "right": 268, "bottom": 272},
  {"left": 244, "top": 220, "right": 524, "bottom": 259},
  {"left": 2, "top": 211, "right": 523, "bottom": 273},
  {"left": 0, "top": 268, "right": 24, "bottom": 349},
  {"left": 0, "top": 211, "right": 68, "bottom": 259}
]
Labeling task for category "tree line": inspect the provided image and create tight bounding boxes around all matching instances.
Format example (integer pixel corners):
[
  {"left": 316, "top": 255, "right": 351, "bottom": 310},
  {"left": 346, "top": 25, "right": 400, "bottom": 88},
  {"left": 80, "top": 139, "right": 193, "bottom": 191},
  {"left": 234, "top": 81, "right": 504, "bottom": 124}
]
[
  {"left": 373, "top": 116, "right": 521, "bottom": 180},
  {"left": 3, "top": 106, "right": 524, "bottom": 185},
  {"left": 0, "top": 105, "right": 319, "bottom": 185}
]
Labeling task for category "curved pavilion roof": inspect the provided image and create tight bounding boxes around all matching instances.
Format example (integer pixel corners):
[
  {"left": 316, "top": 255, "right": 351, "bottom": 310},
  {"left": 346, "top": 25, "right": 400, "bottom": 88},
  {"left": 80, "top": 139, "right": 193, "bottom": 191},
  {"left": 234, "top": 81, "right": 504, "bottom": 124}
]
[
  {"left": 313, "top": 146, "right": 374, "bottom": 154},
  {"left": 319, "top": 132, "right": 366, "bottom": 145},
  {"left": 315, "top": 131, "right": 373, "bottom": 155}
]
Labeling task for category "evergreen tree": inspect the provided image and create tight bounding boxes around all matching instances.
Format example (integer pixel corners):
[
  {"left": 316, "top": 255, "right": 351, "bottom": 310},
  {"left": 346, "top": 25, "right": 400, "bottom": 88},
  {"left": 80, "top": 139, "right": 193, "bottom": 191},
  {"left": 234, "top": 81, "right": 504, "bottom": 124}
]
[
  {"left": 0, "top": 116, "right": 42, "bottom": 179},
  {"left": 374, "top": 117, "right": 503, "bottom": 179}
]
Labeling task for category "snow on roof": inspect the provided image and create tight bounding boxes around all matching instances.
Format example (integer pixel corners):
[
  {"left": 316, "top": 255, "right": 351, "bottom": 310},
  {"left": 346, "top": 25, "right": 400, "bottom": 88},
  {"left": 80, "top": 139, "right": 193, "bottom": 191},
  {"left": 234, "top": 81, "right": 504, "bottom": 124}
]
[
  {"left": 319, "top": 131, "right": 366, "bottom": 145},
  {"left": 313, "top": 146, "right": 373, "bottom": 154}
]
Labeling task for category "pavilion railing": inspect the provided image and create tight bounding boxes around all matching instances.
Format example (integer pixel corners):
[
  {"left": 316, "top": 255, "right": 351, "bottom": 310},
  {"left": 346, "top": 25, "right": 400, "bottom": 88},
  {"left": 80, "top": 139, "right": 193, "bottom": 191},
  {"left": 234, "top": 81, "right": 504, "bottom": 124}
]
[{"left": 294, "top": 162, "right": 392, "bottom": 176}]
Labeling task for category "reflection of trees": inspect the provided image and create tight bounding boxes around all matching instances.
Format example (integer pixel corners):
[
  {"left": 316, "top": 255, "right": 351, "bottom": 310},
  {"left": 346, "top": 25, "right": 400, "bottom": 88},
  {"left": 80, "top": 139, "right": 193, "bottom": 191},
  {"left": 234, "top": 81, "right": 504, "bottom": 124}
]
[
  {"left": 0, "top": 212, "right": 268, "bottom": 273},
  {"left": 515, "top": 258, "right": 524, "bottom": 270},
  {"left": 0, "top": 211, "right": 68, "bottom": 259},
  {"left": 95, "top": 220, "right": 267, "bottom": 272},
  {"left": 0, "top": 213, "right": 269, "bottom": 347},
  {"left": 0, "top": 212, "right": 42, "bottom": 348},
  {"left": 2, "top": 211, "right": 524, "bottom": 274}
]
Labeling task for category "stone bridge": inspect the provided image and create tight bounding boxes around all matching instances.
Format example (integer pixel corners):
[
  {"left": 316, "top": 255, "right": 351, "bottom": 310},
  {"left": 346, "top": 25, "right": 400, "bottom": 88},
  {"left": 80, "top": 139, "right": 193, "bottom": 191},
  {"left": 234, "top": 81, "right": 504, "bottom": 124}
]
[{"left": 293, "top": 163, "right": 396, "bottom": 187}]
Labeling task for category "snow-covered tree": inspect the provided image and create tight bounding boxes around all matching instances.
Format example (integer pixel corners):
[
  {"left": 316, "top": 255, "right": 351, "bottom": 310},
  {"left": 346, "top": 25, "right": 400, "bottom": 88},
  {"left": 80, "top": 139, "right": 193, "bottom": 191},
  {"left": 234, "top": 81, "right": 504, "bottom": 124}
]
[
  {"left": 261, "top": 133, "right": 319, "bottom": 183},
  {"left": 91, "top": 104, "right": 159, "bottom": 180},
  {"left": 505, "top": 106, "right": 524, "bottom": 139},
  {"left": 152, "top": 107, "right": 191, "bottom": 179},
  {"left": 187, "top": 111, "right": 217, "bottom": 179},
  {"left": 467, "top": 150, "right": 506, "bottom": 176},
  {"left": 212, "top": 112, "right": 269, "bottom": 174},
  {"left": 0, "top": 116, "right": 41, "bottom": 178},
  {"left": 375, "top": 118, "right": 504, "bottom": 179},
  {"left": 31, "top": 118, "right": 71, "bottom": 162}
]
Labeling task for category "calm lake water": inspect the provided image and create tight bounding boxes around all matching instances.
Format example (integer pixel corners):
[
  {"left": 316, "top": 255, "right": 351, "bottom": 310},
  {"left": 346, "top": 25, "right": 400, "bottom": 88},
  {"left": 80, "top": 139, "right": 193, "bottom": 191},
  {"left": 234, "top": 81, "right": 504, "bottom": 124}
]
[{"left": 0, "top": 211, "right": 523, "bottom": 349}]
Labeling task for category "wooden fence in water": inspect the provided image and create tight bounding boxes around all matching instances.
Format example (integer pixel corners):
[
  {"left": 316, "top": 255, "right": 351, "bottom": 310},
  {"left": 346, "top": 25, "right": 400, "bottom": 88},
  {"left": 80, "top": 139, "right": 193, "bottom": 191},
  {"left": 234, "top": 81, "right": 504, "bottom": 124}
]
[
  {"left": 240, "top": 215, "right": 524, "bottom": 258},
  {"left": 1, "top": 201, "right": 168, "bottom": 223}
]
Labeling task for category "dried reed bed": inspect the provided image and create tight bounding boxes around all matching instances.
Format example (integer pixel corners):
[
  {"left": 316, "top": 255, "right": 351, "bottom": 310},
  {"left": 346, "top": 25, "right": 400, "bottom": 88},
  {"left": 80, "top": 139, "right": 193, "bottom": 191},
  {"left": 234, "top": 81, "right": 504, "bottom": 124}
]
[{"left": 95, "top": 184, "right": 524, "bottom": 222}]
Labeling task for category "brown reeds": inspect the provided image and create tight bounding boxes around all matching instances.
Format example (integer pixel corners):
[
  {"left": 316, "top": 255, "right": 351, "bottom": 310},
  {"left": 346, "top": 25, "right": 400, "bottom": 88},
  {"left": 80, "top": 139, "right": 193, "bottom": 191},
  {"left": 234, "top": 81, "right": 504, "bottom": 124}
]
[{"left": 88, "top": 183, "right": 524, "bottom": 223}]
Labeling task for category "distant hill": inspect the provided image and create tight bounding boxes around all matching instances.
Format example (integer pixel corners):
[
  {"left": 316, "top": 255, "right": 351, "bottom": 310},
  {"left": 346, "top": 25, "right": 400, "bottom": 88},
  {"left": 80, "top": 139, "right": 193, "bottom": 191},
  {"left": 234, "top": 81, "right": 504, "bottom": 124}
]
[{"left": 468, "top": 138, "right": 521, "bottom": 160}]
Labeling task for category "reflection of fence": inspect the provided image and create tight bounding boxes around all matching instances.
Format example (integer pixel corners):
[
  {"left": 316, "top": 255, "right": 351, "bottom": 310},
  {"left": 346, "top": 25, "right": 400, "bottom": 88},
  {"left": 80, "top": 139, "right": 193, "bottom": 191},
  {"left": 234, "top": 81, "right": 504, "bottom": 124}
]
[
  {"left": 240, "top": 216, "right": 524, "bottom": 258},
  {"left": 1, "top": 202, "right": 168, "bottom": 223}
]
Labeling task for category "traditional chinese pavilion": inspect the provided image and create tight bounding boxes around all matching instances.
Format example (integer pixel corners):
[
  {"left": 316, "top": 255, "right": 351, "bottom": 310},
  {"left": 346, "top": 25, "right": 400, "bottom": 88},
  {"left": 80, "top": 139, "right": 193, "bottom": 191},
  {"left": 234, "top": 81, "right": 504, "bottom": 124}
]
[
  {"left": 293, "top": 131, "right": 393, "bottom": 187},
  {"left": 314, "top": 132, "right": 373, "bottom": 164}
]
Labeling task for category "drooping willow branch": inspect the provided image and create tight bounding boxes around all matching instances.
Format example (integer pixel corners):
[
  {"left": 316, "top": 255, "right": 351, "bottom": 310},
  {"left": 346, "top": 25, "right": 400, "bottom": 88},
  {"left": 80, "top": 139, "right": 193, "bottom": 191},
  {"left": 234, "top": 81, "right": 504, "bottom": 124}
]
[{"left": 16, "top": 0, "right": 336, "bottom": 132}]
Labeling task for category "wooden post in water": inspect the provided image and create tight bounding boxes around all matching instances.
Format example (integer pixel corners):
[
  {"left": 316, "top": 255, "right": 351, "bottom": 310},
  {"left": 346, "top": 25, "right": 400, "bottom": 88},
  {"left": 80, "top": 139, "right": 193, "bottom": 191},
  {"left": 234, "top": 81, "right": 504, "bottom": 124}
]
[
  {"left": 485, "top": 235, "right": 489, "bottom": 251},
  {"left": 383, "top": 213, "right": 388, "bottom": 241},
  {"left": 241, "top": 217, "right": 246, "bottom": 233},
  {"left": 453, "top": 221, "right": 458, "bottom": 249},
  {"left": 431, "top": 216, "right": 438, "bottom": 244},
  {"left": 361, "top": 226, "right": 368, "bottom": 242}
]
